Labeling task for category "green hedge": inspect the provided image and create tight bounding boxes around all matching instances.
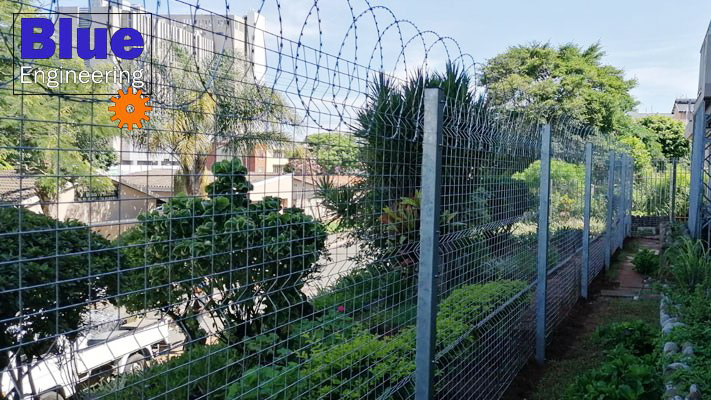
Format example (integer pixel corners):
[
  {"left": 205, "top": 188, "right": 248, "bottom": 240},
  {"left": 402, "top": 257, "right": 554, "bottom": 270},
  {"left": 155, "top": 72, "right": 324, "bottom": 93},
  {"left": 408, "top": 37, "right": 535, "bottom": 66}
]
[
  {"left": 92, "top": 280, "right": 528, "bottom": 399},
  {"left": 0, "top": 207, "right": 116, "bottom": 366}
]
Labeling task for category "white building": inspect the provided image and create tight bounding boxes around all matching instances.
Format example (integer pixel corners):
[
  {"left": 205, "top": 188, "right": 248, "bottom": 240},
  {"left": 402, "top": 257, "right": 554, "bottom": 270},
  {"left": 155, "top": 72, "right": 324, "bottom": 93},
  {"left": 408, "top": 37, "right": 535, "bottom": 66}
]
[{"left": 57, "top": 0, "right": 268, "bottom": 174}]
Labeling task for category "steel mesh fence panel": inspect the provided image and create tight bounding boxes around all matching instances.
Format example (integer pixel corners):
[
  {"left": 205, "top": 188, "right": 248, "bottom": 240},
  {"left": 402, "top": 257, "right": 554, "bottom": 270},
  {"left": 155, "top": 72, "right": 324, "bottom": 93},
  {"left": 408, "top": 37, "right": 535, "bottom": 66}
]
[
  {"left": 588, "top": 141, "right": 611, "bottom": 282},
  {"left": 0, "top": 1, "right": 643, "bottom": 399},
  {"left": 632, "top": 158, "right": 690, "bottom": 233},
  {"left": 543, "top": 123, "right": 587, "bottom": 339},
  {"left": 432, "top": 103, "right": 541, "bottom": 399}
]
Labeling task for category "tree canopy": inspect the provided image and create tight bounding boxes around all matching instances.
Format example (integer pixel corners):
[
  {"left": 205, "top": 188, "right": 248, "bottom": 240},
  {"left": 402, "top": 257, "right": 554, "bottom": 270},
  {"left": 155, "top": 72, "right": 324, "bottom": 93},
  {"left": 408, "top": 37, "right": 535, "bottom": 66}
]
[
  {"left": 481, "top": 43, "right": 637, "bottom": 133},
  {"left": 637, "top": 115, "right": 689, "bottom": 159},
  {"left": 0, "top": 2, "right": 117, "bottom": 214},
  {"left": 305, "top": 132, "right": 359, "bottom": 174}
]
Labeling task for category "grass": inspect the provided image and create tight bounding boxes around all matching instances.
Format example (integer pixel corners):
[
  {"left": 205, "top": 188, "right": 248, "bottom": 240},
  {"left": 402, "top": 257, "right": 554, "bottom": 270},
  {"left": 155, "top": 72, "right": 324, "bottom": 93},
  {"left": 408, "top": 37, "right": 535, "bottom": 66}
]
[{"left": 530, "top": 297, "right": 659, "bottom": 400}]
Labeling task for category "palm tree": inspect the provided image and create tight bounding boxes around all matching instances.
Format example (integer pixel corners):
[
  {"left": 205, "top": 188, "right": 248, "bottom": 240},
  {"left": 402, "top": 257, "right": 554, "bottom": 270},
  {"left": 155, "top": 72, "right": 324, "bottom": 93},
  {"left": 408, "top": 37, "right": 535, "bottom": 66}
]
[{"left": 146, "top": 49, "right": 296, "bottom": 196}]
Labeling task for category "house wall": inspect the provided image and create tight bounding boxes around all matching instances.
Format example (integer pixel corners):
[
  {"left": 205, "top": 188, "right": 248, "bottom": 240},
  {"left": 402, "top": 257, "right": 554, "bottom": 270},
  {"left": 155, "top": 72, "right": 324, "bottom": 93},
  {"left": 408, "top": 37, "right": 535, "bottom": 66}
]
[
  {"left": 292, "top": 180, "right": 328, "bottom": 220},
  {"left": 25, "top": 184, "right": 159, "bottom": 239},
  {"left": 250, "top": 174, "right": 293, "bottom": 207}
]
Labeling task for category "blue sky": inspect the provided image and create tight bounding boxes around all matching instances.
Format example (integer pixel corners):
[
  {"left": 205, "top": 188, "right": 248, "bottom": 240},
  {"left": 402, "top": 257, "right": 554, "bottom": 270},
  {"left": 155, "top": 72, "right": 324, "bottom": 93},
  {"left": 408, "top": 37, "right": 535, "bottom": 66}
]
[
  {"left": 56, "top": 0, "right": 711, "bottom": 113},
  {"left": 382, "top": 0, "right": 711, "bottom": 114},
  {"left": 179, "top": 0, "right": 711, "bottom": 113}
]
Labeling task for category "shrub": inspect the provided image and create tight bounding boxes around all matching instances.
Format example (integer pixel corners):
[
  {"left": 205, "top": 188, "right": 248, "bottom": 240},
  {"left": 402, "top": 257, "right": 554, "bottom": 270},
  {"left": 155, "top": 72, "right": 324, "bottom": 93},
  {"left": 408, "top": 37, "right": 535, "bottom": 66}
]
[
  {"left": 563, "top": 348, "right": 661, "bottom": 400},
  {"left": 0, "top": 207, "right": 116, "bottom": 368},
  {"left": 226, "top": 280, "right": 528, "bottom": 399},
  {"left": 632, "top": 249, "right": 659, "bottom": 276},
  {"left": 512, "top": 159, "right": 586, "bottom": 219},
  {"left": 593, "top": 320, "right": 657, "bottom": 356},
  {"left": 94, "top": 343, "right": 242, "bottom": 399},
  {"left": 661, "top": 236, "right": 711, "bottom": 289},
  {"left": 115, "top": 158, "right": 327, "bottom": 342},
  {"left": 312, "top": 265, "right": 417, "bottom": 334}
]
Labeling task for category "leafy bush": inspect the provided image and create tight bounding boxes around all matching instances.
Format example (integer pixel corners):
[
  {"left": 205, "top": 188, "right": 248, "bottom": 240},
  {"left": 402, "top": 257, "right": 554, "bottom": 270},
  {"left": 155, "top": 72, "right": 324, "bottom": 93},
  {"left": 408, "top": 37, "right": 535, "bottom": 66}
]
[
  {"left": 0, "top": 207, "right": 116, "bottom": 368},
  {"left": 661, "top": 236, "right": 711, "bottom": 289},
  {"left": 563, "top": 348, "right": 661, "bottom": 400},
  {"left": 318, "top": 65, "right": 533, "bottom": 274},
  {"left": 632, "top": 249, "right": 659, "bottom": 276},
  {"left": 512, "top": 159, "right": 586, "bottom": 219},
  {"left": 593, "top": 320, "right": 657, "bottom": 356},
  {"left": 95, "top": 343, "right": 243, "bottom": 399},
  {"left": 227, "top": 280, "right": 528, "bottom": 399},
  {"left": 115, "top": 158, "right": 327, "bottom": 341},
  {"left": 312, "top": 265, "right": 417, "bottom": 334},
  {"left": 565, "top": 319, "right": 660, "bottom": 399},
  {"left": 632, "top": 167, "right": 689, "bottom": 218}
]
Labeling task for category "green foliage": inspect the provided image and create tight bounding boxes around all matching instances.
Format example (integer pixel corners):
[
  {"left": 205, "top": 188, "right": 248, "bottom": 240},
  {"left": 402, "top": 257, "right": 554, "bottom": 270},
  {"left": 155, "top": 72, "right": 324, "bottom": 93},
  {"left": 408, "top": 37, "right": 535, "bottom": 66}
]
[
  {"left": 0, "top": 2, "right": 118, "bottom": 210},
  {"left": 481, "top": 43, "right": 637, "bottom": 133},
  {"left": 638, "top": 115, "right": 689, "bottom": 159},
  {"left": 512, "top": 159, "right": 585, "bottom": 219},
  {"left": 563, "top": 348, "right": 661, "bottom": 400},
  {"left": 0, "top": 208, "right": 116, "bottom": 368},
  {"left": 226, "top": 280, "right": 528, "bottom": 399},
  {"left": 95, "top": 343, "right": 243, "bottom": 399},
  {"left": 305, "top": 132, "right": 360, "bottom": 174},
  {"left": 619, "top": 136, "right": 652, "bottom": 171},
  {"left": 593, "top": 321, "right": 657, "bottom": 356},
  {"left": 663, "top": 287, "right": 711, "bottom": 393},
  {"left": 565, "top": 320, "right": 660, "bottom": 400},
  {"left": 312, "top": 265, "right": 417, "bottom": 334},
  {"left": 632, "top": 166, "right": 689, "bottom": 217},
  {"left": 115, "top": 158, "right": 327, "bottom": 341},
  {"left": 318, "top": 64, "right": 532, "bottom": 273},
  {"left": 661, "top": 236, "right": 711, "bottom": 289},
  {"left": 632, "top": 249, "right": 659, "bottom": 276}
]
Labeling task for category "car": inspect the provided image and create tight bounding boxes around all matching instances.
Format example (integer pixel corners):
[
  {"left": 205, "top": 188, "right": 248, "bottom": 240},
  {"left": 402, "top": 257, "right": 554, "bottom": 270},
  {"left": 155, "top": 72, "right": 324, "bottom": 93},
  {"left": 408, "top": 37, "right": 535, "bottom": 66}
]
[{"left": 1, "top": 319, "right": 172, "bottom": 399}]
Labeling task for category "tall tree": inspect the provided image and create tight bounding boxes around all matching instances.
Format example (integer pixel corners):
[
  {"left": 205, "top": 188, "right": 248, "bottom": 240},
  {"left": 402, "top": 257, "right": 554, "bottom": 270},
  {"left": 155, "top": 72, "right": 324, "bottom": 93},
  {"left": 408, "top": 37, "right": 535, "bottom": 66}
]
[
  {"left": 637, "top": 115, "right": 689, "bottom": 159},
  {"left": 304, "top": 132, "right": 359, "bottom": 174},
  {"left": 146, "top": 49, "right": 295, "bottom": 195},
  {"left": 0, "top": 2, "right": 117, "bottom": 214},
  {"left": 481, "top": 43, "right": 637, "bottom": 133}
]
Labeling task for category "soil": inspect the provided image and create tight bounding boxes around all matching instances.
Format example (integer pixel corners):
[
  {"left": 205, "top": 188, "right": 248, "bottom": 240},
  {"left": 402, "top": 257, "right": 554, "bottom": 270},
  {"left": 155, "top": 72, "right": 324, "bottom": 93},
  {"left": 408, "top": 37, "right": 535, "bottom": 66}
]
[{"left": 501, "top": 237, "right": 660, "bottom": 400}]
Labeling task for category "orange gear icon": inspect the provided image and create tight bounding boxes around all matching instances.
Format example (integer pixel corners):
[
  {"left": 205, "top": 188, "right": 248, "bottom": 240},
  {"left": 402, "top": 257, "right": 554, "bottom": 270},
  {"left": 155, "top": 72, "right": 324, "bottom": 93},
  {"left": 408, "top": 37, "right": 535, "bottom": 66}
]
[{"left": 108, "top": 87, "right": 152, "bottom": 130}]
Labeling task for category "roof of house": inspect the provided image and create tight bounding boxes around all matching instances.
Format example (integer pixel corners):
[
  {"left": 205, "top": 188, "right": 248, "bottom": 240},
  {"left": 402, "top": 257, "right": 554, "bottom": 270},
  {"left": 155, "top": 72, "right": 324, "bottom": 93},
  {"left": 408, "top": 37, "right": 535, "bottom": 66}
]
[
  {"left": 293, "top": 175, "right": 360, "bottom": 188},
  {"left": 117, "top": 169, "right": 178, "bottom": 192},
  {"left": 0, "top": 171, "right": 37, "bottom": 203},
  {"left": 672, "top": 98, "right": 695, "bottom": 114}
]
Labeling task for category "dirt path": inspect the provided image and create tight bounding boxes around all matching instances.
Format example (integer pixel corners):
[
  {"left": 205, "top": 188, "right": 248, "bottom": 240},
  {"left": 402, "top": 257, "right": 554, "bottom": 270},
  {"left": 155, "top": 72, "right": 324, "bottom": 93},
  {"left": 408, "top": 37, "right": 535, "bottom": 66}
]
[{"left": 502, "top": 237, "right": 660, "bottom": 400}]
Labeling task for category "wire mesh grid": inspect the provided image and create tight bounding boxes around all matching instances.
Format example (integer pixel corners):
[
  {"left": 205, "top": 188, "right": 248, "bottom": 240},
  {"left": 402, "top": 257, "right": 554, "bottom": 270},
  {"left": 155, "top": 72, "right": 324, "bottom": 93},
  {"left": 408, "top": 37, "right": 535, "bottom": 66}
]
[
  {"left": 632, "top": 158, "right": 690, "bottom": 233},
  {"left": 0, "top": 0, "right": 641, "bottom": 399}
]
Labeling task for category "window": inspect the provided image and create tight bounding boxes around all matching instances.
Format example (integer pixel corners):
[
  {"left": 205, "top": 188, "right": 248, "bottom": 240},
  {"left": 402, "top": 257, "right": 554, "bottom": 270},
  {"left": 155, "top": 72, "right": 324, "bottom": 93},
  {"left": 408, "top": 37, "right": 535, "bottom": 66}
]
[
  {"left": 272, "top": 164, "right": 287, "bottom": 174},
  {"left": 121, "top": 160, "right": 134, "bottom": 165},
  {"left": 137, "top": 160, "right": 159, "bottom": 166}
]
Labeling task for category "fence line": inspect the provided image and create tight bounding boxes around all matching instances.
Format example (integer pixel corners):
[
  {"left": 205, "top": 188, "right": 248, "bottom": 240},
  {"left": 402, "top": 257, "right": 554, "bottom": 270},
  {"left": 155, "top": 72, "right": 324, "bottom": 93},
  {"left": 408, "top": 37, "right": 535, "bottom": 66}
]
[{"left": 0, "top": 1, "right": 644, "bottom": 399}]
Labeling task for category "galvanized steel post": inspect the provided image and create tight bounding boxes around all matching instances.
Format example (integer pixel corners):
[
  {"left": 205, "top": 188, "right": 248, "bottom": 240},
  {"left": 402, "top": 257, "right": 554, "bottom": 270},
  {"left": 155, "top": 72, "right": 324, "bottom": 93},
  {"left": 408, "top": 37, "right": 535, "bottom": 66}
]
[
  {"left": 618, "top": 155, "right": 627, "bottom": 248},
  {"left": 689, "top": 103, "right": 706, "bottom": 239},
  {"left": 670, "top": 158, "right": 678, "bottom": 223},
  {"left": 627, "top": 156, "right": 633, "bottom": 236},
  {"left": 535, "top": 124, "right": 552, "bottom": 365},
  {"left": 581, "top": 142, "right": 593, "bottom": 299},
  {"left": 415, "top": 87, "right": 443, "bottom": 400},
  {"left": 605, "top": 152, "right": 616, "bottom": 268}
]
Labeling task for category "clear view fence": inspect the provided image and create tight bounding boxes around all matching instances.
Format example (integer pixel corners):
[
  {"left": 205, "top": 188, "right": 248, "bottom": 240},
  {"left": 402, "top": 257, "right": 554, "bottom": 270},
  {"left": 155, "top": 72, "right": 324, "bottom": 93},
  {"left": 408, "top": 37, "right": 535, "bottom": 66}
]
[{"left": 0, "top": 1, "right": 695, "bottom": 399}]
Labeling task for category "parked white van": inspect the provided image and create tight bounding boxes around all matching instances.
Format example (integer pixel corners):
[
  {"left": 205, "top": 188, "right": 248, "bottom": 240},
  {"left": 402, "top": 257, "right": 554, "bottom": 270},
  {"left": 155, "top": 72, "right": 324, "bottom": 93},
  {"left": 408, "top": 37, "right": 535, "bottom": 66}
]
[{"left": 0, "top": 319, "right": 172, "bottom": 399}]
